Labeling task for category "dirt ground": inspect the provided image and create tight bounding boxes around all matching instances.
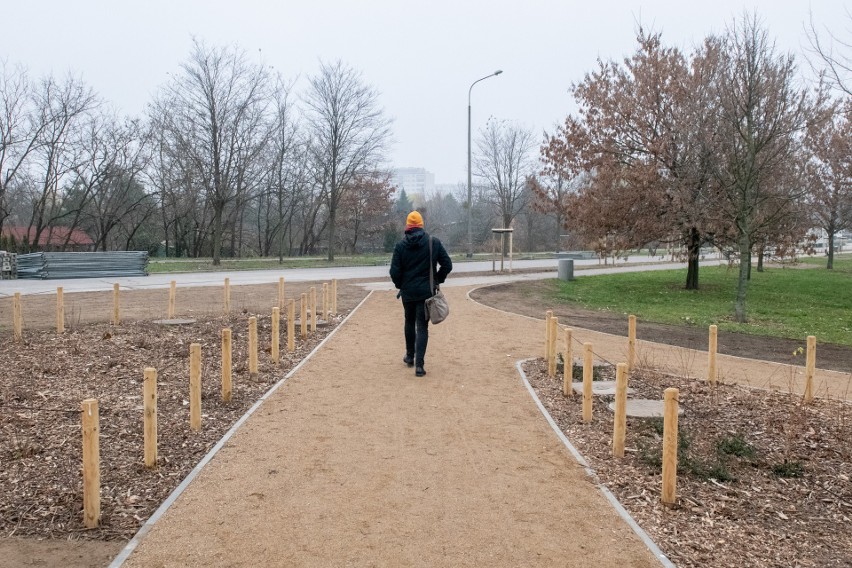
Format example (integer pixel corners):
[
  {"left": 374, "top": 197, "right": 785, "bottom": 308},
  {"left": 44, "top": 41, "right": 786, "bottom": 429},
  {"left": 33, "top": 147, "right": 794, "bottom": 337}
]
[
  {"left": 471, "top": 279, "right": 852, "bottom": 374},
  {"left": 0, "top": 280, "right": 369, "bottom": 568},
  {"left": 0, "top": 281, "right": 852, "bottom": 568},
  {"left": 120, "top": 287, "right": 660, "bottom": 567},
  {"left": 524, "top": 359, "right": 852, "bottom": 567}
]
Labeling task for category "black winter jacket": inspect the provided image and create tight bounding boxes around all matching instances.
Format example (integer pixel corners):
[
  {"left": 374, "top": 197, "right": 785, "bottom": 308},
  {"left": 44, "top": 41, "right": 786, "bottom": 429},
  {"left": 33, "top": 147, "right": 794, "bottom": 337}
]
[{"left": 389, "top": 228, "right": 452, "bottom": 302}]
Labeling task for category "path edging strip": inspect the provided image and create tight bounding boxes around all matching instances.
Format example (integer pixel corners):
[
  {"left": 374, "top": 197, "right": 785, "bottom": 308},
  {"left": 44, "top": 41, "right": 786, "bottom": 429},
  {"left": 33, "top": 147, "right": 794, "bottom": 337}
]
[
  {"left": 515, "top": 358, "right": 676, "bottom": 568},
  {"left": 108, "top": 290, "right": 375, "bottom": 567}
]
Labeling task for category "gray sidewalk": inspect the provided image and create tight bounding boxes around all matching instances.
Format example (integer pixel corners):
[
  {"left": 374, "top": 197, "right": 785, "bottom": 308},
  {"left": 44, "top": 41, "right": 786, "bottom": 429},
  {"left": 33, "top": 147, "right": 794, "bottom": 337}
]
[{"left": 0, "top": 255, "right": 691, "bottom": 297}]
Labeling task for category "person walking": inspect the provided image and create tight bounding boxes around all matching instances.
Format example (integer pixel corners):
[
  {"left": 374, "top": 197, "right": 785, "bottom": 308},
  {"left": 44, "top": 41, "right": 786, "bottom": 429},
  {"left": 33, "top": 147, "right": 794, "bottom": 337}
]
[{"left": 389, "top": 210, "right": 452, "bottom": 377}]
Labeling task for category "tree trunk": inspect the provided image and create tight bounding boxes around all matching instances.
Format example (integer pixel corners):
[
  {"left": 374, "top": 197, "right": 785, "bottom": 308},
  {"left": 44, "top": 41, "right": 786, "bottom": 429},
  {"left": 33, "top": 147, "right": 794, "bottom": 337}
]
[
  {"left": 757, "top": 245, "right": 765, "bottom": 273},
  {"left": 734, "top": 234, "right": 751, "bottom": 323},
  {"left": 827, "top": 230, "right": 835, "bottom": 270},
  {"left": 327, "top": 207, "right": 336, "bottom": 261},
  {"left": 212, "top": 204, "right": 224, "bottom": 266},
  {"left": 229, "top": 211, "right": 237, "bottom": 258},
  {"left": 685, "top": 226, "right": 700, "bottom": 290},
  {"left": 278, "top": 197, "right": 286, "bottom": 263}
]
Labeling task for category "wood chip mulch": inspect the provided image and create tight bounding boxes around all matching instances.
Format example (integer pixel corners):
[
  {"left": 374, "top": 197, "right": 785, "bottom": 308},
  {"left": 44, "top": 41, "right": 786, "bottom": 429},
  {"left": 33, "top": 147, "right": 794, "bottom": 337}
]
[
  {"left": 523, "top": 358, "right": 852, "bottom": 568},
  {"left": 0, "top": 312, "right": 342, "bottom": 541}
]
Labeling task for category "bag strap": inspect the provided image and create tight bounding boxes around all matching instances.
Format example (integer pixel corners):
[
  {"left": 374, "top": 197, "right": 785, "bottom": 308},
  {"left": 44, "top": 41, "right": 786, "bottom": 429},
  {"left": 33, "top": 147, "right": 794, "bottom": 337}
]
[{"left": 428, "top": 236, "right": 434, "bottom": 293}]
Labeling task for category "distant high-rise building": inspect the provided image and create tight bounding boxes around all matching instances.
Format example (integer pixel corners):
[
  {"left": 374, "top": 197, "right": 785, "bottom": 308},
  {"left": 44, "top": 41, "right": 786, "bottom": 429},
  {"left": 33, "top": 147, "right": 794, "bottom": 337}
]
[{"left": 392, "top": 167, "right": 435, "bottom": 197}]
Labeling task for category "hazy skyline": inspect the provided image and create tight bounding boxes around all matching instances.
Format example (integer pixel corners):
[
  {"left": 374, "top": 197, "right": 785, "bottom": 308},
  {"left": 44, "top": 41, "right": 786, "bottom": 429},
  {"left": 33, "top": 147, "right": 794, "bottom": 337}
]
[{"left": 2, "top": 1, "right": 847, "bottom": 184}]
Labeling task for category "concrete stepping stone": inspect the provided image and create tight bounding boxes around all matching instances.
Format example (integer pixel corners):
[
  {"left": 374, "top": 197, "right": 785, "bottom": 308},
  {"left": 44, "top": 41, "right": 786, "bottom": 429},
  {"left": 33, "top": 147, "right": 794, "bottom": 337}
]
[
  {"left": 607, "top": 399, "right": 684, "bottom": 418},
  {"left": 571, "top": 380, "right": 635, "bottom": 396},
  {"left": 153, "top": 318, "right": 197, "bottom": 325}
]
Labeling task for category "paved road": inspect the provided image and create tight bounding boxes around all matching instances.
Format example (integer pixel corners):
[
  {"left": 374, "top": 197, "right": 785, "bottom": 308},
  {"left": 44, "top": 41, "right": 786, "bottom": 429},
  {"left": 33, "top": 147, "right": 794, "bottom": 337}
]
[
  {"left": 364, "top": 260, "right": 727, "bottom": 290},
  {"left": 0, "top": 256, "right": 715, "bottom": 297}
]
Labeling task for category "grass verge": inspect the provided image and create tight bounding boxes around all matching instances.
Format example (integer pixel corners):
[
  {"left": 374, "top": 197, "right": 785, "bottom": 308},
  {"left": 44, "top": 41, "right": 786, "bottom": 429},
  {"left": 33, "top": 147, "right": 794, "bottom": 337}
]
[
  {"left": 147, "top": 256, "right": 392, "bottom": 273},
  {"left": 551, "top": 263, "right": 852, "bottom": 346}
]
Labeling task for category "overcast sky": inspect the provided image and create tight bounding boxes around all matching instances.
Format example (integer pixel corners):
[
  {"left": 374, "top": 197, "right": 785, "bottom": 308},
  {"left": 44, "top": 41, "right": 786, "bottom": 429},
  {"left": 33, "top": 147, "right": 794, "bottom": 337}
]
[{"left": 2, "top": 1, "right": 848, "bottom": 185}]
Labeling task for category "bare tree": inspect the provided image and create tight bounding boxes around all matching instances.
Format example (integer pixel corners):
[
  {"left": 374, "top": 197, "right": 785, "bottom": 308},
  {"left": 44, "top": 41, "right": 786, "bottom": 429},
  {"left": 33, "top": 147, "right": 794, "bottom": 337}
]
[
  {"left": 265, "top": 84, "right": 300, "bottom": 260},
  {"left": 806, "top": 8, "right": 852, "bottom": 96},
  {"left": 150, "top": 39, "right": 276, "bottom": 264},
  {"left": 714, "top": 14, "right": 828, "bottom": 322},
  {"left": 72, "top": 117, "right": 151, "bottom": 250},
  {"left": 805, "top": 98, "right": 852, "bottom": 269},
  {"left": 474, "top": 119, "right": 536, "bottom": 231},
  {"left": 0, "top": 61, "right": 40, "bottom": 233},
  {"left": 26, "top": 73, "right": 99, "bottom": 251},
  {"left": 302, "top": 60, "right": 391, "bottom": 261}
]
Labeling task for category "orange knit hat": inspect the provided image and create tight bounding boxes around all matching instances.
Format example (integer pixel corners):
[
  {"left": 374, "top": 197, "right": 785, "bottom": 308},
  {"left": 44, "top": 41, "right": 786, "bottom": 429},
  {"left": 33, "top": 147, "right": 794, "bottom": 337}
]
[{"left": 406, "top": 211, "right": 424, "bottom": 229}]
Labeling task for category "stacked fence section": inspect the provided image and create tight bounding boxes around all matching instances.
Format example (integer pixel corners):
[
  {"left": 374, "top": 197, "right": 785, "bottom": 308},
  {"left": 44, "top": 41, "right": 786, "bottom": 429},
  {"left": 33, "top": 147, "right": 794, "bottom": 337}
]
[{"left": 16, "top": 251, "right": 149, "bottom": 279}]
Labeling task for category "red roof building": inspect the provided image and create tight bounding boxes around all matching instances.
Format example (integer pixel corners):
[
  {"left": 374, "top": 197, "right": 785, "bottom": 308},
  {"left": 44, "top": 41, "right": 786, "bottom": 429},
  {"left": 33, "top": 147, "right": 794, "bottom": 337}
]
[{"left": 1, "top": 226, "right": 95, "bottom": 251}]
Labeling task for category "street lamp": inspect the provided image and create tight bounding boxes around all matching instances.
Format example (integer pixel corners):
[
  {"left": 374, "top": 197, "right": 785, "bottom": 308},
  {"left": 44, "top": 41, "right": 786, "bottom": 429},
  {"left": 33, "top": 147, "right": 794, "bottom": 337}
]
[{"left": 467, "top": 69, "right": 503, "bottom": 258}]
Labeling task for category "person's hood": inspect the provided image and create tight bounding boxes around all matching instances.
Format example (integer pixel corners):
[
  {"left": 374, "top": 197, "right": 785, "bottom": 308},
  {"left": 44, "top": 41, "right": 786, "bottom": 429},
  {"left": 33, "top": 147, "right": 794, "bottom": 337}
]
[{"left": 403, "top": 228, "right": 427, "bottom": 248}]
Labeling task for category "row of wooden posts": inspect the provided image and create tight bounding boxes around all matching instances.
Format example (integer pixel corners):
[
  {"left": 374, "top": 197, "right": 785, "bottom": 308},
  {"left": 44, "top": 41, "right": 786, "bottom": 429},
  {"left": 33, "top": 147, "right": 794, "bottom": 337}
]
[
  {"left": 72, "top": 278, "right": 337, "bottom": 528},
  {"left": 543, "top": 310, "right": 819, "bottom": 507},
  {"left": 9, "top": 277, "right": 338, "bottom": 339}
]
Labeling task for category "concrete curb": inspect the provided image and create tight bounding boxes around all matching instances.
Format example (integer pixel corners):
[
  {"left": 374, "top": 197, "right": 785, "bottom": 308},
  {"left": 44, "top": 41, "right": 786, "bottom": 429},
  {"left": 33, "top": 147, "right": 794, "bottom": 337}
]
[
  {"left": 515, "top": 358, "right": 676, "bottom": 568},
  {"left": 107, "top": 290, "right": 375, "bottom": 568}
]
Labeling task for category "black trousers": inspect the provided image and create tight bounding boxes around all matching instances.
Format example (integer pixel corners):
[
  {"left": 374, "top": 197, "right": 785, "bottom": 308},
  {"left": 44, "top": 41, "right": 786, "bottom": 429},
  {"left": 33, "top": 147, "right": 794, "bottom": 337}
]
[{"left": 403, "top": 299, "right": 429, "bottom": 366}]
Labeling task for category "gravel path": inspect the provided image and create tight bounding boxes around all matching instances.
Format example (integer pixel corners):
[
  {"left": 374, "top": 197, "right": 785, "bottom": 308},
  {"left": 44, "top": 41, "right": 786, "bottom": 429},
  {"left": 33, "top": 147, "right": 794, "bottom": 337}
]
[{"left": 120, "top": 287, "right": 661, "bottom": 567}]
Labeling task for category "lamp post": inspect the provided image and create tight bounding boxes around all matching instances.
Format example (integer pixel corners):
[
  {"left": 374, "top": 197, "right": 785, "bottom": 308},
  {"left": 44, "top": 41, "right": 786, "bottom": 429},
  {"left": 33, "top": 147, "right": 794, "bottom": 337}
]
[{"left": 467, "top": 69, "right": 503, "bottom": 258}]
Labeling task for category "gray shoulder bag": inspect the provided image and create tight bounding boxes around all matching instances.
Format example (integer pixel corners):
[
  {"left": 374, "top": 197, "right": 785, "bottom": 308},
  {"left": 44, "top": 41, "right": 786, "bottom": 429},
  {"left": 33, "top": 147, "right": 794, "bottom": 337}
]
[{"left": 425, "top": 236, "right": 449, "bottom": 324}]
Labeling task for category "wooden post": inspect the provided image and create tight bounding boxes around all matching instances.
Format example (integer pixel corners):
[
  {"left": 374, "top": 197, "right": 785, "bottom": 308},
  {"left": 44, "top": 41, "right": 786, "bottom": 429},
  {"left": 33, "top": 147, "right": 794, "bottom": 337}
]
[
  {"left": 13, "top": 292, "right": 22, "bottom": 341},
  {"left": 612, "top": 363, "right": 628, "bottom": 458},
  {"left": 332, "top": 279, "right": 338, "bottom": 315},
  {"left": 661, "top": 387, "right": 680, "bottom": 506},
  {"left": 278, "top": 277, "right": 285, "bottom": 309},
  {"left": 310, "top": 286, "right": 317, "bottom": 333},
  {"left": 222, "top": 329, "right": 232, "bottom": 402},
  {"left": 248, "top": 316, "right": 258, "bottom": 377},
  {"left": 112, "top": 283, "right": 120, "bottom": 325},
  {"left": 143, "top": 368, "right": 158, "bottom": 468},
  {"left": 168, "top": 280, "right": 176, "bottom": 319},
  {"left": 81, "top": 398, "right": 100, "bottom": 528},
  {"left": 300, "top": 293, "right": 307, "bottom": 339},
  {"left": 708, "top": 325, "right": 718, "bottom": 385},
  {"left": 271, "top": 307, "right": 280, "bottom": 364},
  {"left": 562, "top": 328, "right": 574, "bottom": 396},
  {"left": 56, "top": 287, "right": 64, "bottom": 333},
  {"left": 189, "top": 343, "right": 201, "bottom": 432},
  {"left": 544, "top": 310, "right": 553, "bottom": 360},
  {"left": 628, "top": 315, "right": 636, "bottom": 371},
  {"left": 547, "top": 317, "right": 558, "bottom": 377},
  {"left": 322, "top": 282, "right": 329, "bottom": 320},
  {"left": 804, "top": 335, "right": 816, "bottom": 403},
  {"left": 582, "top": 342, "right": 593, "bottom": 423},
  {"left": 224, "top": 278, "right": 231, "bottom": 314},
  {"left": 287, "top": 299, "right": 295, "bottom": 352}
]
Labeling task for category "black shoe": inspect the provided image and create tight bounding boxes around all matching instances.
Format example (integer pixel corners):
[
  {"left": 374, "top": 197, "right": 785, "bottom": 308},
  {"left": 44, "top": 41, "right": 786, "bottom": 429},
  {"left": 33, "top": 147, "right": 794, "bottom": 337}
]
[
  {"left": 415, "top": 366, "right": 426, "bottom": 377},
  {"left": 403, "top": 354, "right": 414, "bottom": 367}
]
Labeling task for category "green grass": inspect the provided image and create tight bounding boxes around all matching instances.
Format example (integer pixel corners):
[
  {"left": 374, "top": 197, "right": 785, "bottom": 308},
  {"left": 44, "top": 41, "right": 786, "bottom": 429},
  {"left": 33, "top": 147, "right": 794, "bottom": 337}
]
[
  {"left": 797, "top": 253, "right": 852, "bottom": 272},
  {"left": 552, "top": 264, "right": 852, "bottom": 346},
  {"left": 147, "top": 255, "right": 394, "bottom": 273}
]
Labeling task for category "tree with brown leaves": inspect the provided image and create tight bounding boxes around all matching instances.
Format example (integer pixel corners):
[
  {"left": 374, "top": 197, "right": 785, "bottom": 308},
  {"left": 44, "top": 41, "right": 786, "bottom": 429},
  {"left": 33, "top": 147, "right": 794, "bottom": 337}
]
[{"left": 542, "top": 31, "right": 724, "bottom": 286}]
